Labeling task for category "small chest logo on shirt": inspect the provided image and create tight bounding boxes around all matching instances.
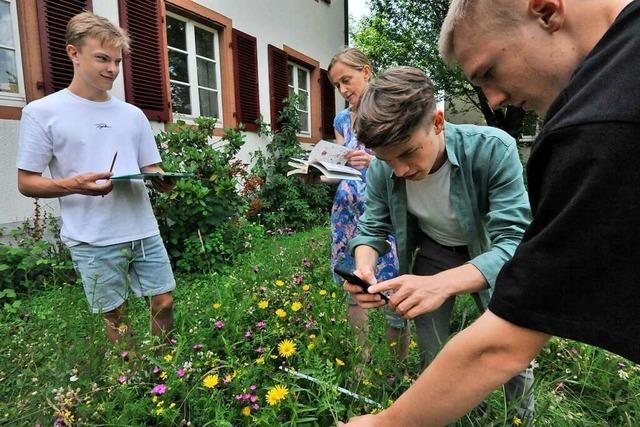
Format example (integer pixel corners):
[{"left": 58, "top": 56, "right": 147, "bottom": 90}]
[{"left": 95, "top": 123, "right": 112, "bottom": 130}]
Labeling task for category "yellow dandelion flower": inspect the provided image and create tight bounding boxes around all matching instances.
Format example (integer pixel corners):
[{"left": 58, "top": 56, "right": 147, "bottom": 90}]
[
  {"left": 242, "top": 406, "right": 251, "bottom": 416},
  {"left": 160, "top": 371, "right": 168, "bottom": 380},
  {"left": 307, "top": 342, "right": 315, "bottom": 350},
  {"left": 155, "top": 407, "right": 165, "bottom": 415},
  {"left": 278, "top": 339, "right": 297, "bottom": 358},
  {"left": 203, "top": 374, "right": 219, "bottom": 388},
  {"left": 164, "top": 354, "right": 173, "bottom": 362},
  {"left": 256, "top": 357, "right": 265, "bottom": 365},
  {"left": 291, "top": 301, "right": 303, "bottom": 312},
  {"left": 409, "top": 339, "right": 418, "bottom": 349},
  {"left": 302, "top": 284, "right": 310, "bottom": 291},
  {"left": 335, "top": 358, "right": 345, "bottom": 366},
  {"left": 319, "top": 289, "right": 328, "bottom": 296},
  {"left": 258, "top": 300, "right": 269, "bottom": 309},
  {"left": 275, "top": 308, "right": 287, "bottom": 318},
  {"left": 275, "top": 280, "right": 284, "bottom": 287},
  {"left": 266, "top": 384, "right": 289, "bottom": 406},
  {"left": 513, "top": 417, "right": 522, "bottom": 426},
  {"left": 213, "top": 303, "right": 222, "bottom": 309}
]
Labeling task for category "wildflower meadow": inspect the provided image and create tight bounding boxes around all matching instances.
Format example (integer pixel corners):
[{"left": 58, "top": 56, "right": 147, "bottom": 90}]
[{"left": 1, "top": 228, "right": 640, "bottom": 426}]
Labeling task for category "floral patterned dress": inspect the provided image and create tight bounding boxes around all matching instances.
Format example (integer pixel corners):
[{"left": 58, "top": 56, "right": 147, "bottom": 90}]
[{"left": 331, "top": 109, "right": 399, "bottom": 283}]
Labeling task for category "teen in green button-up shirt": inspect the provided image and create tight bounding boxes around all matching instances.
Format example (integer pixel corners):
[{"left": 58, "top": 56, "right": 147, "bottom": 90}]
[{"left": 349, "top": 121, "right": 531, "bottom": 307}]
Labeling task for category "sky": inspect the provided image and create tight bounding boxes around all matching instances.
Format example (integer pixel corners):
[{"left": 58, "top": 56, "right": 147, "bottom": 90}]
[{"left": 349, "top": 0, "right": 370, "bottom": 22}]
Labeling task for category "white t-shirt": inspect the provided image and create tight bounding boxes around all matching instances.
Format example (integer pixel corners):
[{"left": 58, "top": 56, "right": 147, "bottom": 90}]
[
  {"left": 17, "top": 89, "right": 162, "bottom": 246},
  {"left": 406, "top": 159, "right": 468, "bottom": 247}
]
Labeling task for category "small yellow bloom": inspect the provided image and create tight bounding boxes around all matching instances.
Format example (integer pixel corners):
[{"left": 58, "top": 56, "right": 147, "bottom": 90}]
[
  {"left": 409, "top": 340, "right": 418, "bottom": 349},
  {"left": 169, "top": 402, "right": 176, "bottom": 409},
  {"left": 275, "top": 308, "right": 287, "bottom": 318},
  {"left": 291, "top": 301, "right": 303, "bottom": 312},
  {"left": 335, "top": 358, "right": 345, "bottom": 366},
  {"left": 309, "top": 334, "right": 316, "bottom": 340},
  {"left": 117, "top": 323, "right": 129, "bottom": 334},
  {"left": 256, "top": 357, "right": 265, "bottom": 365},
  {"left": 389, "top": 342, "right": 397, "bottom": 348},
  {"left": 266, "top": 384, "right": 289, "bottom": 406},
  {"left": 242, "top": 406, "right": 251, "bottom": 416},
  {"left": 258, "top": 300, "right": 269, "bottom": 309},
  {"left": 302, "top": 284, "right": 310, "bottom": 291},
  {"left": 513, "top": 416, "right": 522, "bottom": 426},
  {"left": 160, "top": 371, "right": 168, "bottom": 380},
  {"left": 331, "top": 292, "right": 336, "bottom": 298},
  {"left": 213, "top": 303, "right": 222, "bottom": 309},
  {"left": 307, "top": 342, "right": 315, "bottom": 350},
  {"left": 278, "top": 339, "right": 297, "bottom": 358},
  {"left": 164, "top": 354, "right": 173, "bottom": 362},
  {"left": 275, "top": 279, "right": 284, "bottom": 287},
  {"left": 203, "top": 374, "right": 219, "bottom": 388},
  {"left": 319, "top": 289, "right": 328, "bottom": 296},
  {"left": 152, "top": 395, "right": 158, "bottom": 403},
  {"left": 155, "top": 407, "right": 165, "bottom": 415}
]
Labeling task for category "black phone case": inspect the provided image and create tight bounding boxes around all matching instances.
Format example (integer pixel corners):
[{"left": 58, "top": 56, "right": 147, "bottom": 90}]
[{"left": 333, "top": 267, "right": 389, "bottom": 303}]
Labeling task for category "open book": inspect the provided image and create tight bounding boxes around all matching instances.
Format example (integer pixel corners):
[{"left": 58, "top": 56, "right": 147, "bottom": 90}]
[
  {"left": 110, "top": 172, "right": 194, "bottom": 181},
  {"left": 287, "top": 140, "right": 362, "bottom": 181}
]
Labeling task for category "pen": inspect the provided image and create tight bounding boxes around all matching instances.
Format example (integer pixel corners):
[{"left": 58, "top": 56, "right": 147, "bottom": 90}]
[{"left": 103, "top": 151, "right": 117, "bottom": 198}]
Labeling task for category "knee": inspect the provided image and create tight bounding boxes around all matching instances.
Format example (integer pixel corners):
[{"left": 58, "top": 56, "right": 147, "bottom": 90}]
[{"left": 152, "top": 293, "right": 173, "bottom": 313}]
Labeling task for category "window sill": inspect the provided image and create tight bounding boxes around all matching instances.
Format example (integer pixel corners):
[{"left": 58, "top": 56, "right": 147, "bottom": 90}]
[{"left": 0, "top": 105, "right": 23, "bottom": 120}]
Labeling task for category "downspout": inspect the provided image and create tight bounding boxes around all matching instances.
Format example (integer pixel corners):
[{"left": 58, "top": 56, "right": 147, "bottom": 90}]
[{"left": 344, "top": 0, "right": 349, "bottom": 45}]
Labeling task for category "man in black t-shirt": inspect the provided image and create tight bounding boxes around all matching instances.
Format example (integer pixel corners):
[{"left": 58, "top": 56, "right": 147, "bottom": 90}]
[{"left": 340, "top": 0, "right": 640, "bottom": 425}]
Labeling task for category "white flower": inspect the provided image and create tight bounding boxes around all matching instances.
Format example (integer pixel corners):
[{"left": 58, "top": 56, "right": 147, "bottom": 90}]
[{"left": 69, "top": 375, "right": 79, "bottom": 382}]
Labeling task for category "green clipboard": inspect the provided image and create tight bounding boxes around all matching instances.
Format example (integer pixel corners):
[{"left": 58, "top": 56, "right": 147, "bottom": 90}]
[{"left": 110, "top": 172, "right": 195, "bottom": 180}]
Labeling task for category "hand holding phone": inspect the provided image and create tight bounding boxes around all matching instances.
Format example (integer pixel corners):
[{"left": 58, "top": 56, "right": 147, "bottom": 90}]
[{"left": 334, "top": 266, "right": 389, "bottom": 303}]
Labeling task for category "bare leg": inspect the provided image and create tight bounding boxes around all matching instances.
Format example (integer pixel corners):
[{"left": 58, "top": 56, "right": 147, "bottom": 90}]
[
  {"left": 386, "top": 325, "right": 410, "bottom": 368},
  {"left": 103, "top": 303, "right": 131, "bottom": 343},
  {"left": 150, "top": 292, "right": 174, "bottom": 343}
]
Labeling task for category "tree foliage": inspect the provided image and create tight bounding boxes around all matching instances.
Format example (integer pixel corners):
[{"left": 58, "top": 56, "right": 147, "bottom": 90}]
[{"left": 352, "top": 0, "right": 531, "bottom": 139}]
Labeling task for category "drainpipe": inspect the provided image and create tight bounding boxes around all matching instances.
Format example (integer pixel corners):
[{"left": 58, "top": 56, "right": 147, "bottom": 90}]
[{"left": 344, "top": 0, "right": 349, "bottom": 45}]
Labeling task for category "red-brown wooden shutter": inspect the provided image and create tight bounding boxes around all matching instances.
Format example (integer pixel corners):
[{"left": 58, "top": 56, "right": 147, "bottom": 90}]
[
  {"left": 37, "top": 0, "right": 93, "bottom": 95},
  {"left": 268, "top": 45, "right": 288, "bottom": 132},
  {"left": 232, "top": 29, "right": 259, "bottom": 132},
  {"left": 118, "top": 0, "right": 170, "bottom": 122},
  {"left": 320, "top": 69, "right": 336, "bottom": 139}
]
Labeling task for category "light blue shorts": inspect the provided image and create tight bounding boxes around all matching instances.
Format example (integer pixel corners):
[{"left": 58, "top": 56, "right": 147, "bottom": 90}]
[{"left": 69, "top": 234, "right": 176, "bottom": 314}]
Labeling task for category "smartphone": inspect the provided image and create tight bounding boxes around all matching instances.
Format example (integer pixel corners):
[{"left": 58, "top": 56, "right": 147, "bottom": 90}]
[{"left": 334, "top": 266, "right": 390, "bottom": 303}]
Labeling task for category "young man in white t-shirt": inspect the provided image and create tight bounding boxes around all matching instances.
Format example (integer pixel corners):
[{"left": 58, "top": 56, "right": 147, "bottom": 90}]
[
  {"left": 344, "top": 67, "right": 535, "bottom": 421},
  {"left": 16, "top": 12, "right": 176, "bottom": 344}
]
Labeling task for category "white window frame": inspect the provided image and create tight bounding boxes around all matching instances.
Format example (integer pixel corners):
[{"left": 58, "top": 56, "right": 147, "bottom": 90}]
[
  {"left": 0, "top": 0, "right": 26, "bottom": 107},
  {"left": 287, "top": 62, "right": 311, "bottom": 136},
  {"left": 166, "top": 12, "right": 223, "bottom": 125}
]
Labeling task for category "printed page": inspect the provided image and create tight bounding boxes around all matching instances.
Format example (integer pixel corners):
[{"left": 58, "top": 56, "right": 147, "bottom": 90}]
[{"left": 308, "top": 140, "right": 351, "bottom": 165}]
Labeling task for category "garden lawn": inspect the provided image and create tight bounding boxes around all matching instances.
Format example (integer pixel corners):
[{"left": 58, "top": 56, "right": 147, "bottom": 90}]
[{"left": 0, "top": 227, "right": 639, "bottom": 426}]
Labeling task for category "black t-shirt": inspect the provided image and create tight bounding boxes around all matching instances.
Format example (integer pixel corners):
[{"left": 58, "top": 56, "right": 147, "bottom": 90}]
[{"left": 489, "top": 0, "right": 640, "bottom": 362}]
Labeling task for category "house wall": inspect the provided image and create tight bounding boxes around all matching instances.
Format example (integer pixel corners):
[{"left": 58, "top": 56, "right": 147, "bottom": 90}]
[{"left": 2, "top": 0, "right": 345, "bottom": 225}]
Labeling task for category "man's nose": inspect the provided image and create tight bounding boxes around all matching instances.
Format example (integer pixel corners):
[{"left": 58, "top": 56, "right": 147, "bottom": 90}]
[
  {"left": 389, "top": 159, "right": 409, "bottom": 177},
  {"left": 483, "top": 87, "right": 507, "bottom": 109}
]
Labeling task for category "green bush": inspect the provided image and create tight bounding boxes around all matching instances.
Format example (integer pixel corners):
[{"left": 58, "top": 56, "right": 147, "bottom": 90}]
[
  {"left": 152, "top": 117, "right": 263, "bottom": 273},
  {"left": 249, "top": 96, "right": 333, "bottom": 231}
]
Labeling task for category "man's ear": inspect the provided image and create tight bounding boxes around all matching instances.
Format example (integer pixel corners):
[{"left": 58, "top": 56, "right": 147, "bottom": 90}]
[
  {"left": 66, "top": 44, "right": 79, "bottom": 65},
  {"left": 529, "top": 0, "right": 565, "bottom": 33},
  {"left": 433, "top": 110, "right": 445, "bottom": 134}
]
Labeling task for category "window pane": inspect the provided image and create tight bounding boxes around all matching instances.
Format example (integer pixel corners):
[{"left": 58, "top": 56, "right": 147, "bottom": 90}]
[
  {"left": 287, "top": 64, "right": 293, "bottom": 86},
  {"left": 168, "top": 50, "right": 189, "bottom": 82},
  {"left": 298, "top": 111, "right": 309, "bottom": 133},
  {"left": 196, "top": 58, "right": 217, "bottom": 89},
  {"left": 298, "top": 69, "right": 308, "bottom": 91},
  {"left": 298, "top": 90, "right": 308, "bottom": 111},
  {"left": 166, "top": 16, "right": 186, "bottom": 50},
  {"left": 171, "top": 83, "right": 191, "bottom": 115},
  {"left": 199, "top": 89, "right": 219, "bottom": 118},
  {"left": 288, "top": 86, "right": 295, "bottom": 98},
  {"left": 195, "top": 27, "right": 215, "bottom": 59},
  {"left": 0, "top": 48, "right": 18, "bottom": 93},
  {"left": 0, "top": 1, "right": 14, "bottom": 47}
]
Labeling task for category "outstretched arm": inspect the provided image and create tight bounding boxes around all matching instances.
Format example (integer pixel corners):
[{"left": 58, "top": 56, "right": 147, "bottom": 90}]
[
  {"left": 339, "top": 311, "right": 549, "bottom": 427},
  {"left": 18, "top": 169, "right": 113, "bottom": 198}
]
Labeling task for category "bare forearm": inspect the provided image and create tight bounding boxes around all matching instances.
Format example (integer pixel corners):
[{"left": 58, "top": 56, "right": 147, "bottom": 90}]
[
  {"left": 354, "top": 245, "right": 379, "bottom": 273},
  {"left": 19, "top": 173, "right": 81, "bottom": 198},
  {"left": 375, "top": 312, "right": 549, "bottom": 426},
  {"left": 437, "top": 263, "right": 488, "bottom": 298}
]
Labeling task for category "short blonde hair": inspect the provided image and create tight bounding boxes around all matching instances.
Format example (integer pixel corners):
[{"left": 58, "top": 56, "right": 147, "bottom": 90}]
[
  {"left": 66, "top": 12, "right": 130, "bottom": 51},
  {"left": 438, "top": 0, "right": 520, "bottom": 65},
  {"left": 328, "top": 47, "right": 373, "bottom": 75},
  {"left": 355, "top": 67, "right": 436, "bottom": 149}
]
